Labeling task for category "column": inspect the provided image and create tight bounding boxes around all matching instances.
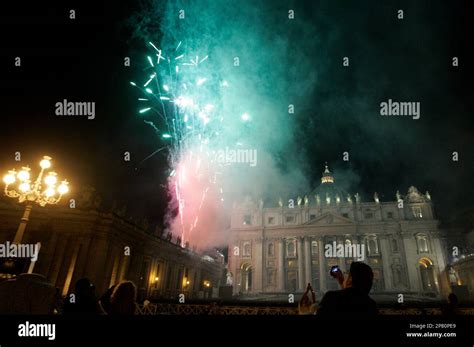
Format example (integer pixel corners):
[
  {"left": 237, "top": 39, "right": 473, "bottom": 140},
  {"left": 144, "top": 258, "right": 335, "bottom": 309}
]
[
  {"left": 38, "top": 232, "right": 58, "bottom": 277},
  {"left": 84, "top": 235, "right": 111, "bottom": 292},
  {"left": 379, "top": 236, "right": 393, "bottom": 291},
  {"left": 304, "top": 237, "right": 312, "bottom": 287},
  {"left": 146, "top": 257, "right": 158, "bottom": 297},
  {"left": 108, "top": 247, "right": 120, "bottom": 287},
  {"left": 278, "top": 238, "right": 285, "bottom": 292},
  {"left": 318, "top": 238, "right": 327, "bottom": 293},
  {"left": 432, "top": 237, "right": 447, "bottom": 273},
  {"left": 432, "top": 236, "right": 448, "bottom": 295},
  {"left": 253, "top": 237, "right": 263, "bottom": 293},
  {"left": 128, "top": 252, "right": 144, "bottom": 291},
  {"left": 48, "top": 235, "right": 69, "bottom": 287},
  {"left": 70, "top": 236, "right": 91, "bottom": 286},
  {"left": 118, "top": 251, "right": 130, "bottom": 281},
  {"left": 297, "top": 237, "right": 305, "bottom": 291},
  {"left": 401, "top": 234, "right": 420, "bottom": 292},
  {"left": 61, "top": 240, "right": 81, "bottom": 296},
  {"left": 194, "top": 267, "right": 202, "bottom": 295}
]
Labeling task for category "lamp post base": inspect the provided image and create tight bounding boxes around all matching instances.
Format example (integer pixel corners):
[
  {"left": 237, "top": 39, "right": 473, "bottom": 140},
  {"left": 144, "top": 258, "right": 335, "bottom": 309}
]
[{"left": 13, "top": 204, "right": 33, "bottom": 245}]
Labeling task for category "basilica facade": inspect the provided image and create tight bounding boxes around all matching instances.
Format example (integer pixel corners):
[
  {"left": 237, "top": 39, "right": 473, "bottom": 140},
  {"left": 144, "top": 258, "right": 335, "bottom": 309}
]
[{"left": 228, "top": 166, "right": 450, "bottom": 299}]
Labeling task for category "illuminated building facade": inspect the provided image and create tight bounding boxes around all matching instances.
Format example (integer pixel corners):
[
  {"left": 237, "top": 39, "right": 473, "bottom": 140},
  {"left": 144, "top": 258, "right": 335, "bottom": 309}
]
[
  {"left": 228, "top": 166, "right": 450, "bottom": 298},
  {"left": 0, "top": 187, "right": 223, "bottom": 301}
]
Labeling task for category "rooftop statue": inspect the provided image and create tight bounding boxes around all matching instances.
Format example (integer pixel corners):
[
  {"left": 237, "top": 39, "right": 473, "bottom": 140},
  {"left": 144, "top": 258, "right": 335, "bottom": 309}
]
[
  {"left": 407, "top": 186, "right": 425, "bottom": 203},
  {"left": 355, "top": 193, "right": 360, "bottom": 203},
  {"left": 396, "top": 190, "right": 402, "bottom": 201}
]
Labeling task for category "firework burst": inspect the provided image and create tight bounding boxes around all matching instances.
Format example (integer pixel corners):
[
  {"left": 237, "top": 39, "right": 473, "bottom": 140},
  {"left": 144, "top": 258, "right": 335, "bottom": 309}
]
[{"left": 131, "top": 41, "right": 236, "bottom": 247}]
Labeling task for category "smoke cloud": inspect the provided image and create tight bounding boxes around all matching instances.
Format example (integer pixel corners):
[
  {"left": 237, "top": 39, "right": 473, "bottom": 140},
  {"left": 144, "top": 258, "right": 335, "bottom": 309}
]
[
  {"left": 126, "top": 0, "right": 473, "bottom": 246},
  {"left": 127, "top": 0, "right": 321, "bottom": 249}
]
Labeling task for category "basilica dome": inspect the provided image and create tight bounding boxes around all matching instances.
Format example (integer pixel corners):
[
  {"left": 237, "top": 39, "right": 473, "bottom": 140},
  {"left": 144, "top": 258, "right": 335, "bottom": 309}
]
[{"left": 308, "top": 165, "right": 351, "bottom": 206}]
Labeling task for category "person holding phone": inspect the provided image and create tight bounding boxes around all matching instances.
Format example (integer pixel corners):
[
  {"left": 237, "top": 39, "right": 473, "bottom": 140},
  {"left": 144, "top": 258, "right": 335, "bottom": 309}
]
[
  {"left": 330, "top": 265, "right": 351, "bottom": 288},
  {"left": 317, "top": 262, "right": 378, "bottom": 318},
  {"left": 298, "top": 283, "right": 317, "bottom": 315}
]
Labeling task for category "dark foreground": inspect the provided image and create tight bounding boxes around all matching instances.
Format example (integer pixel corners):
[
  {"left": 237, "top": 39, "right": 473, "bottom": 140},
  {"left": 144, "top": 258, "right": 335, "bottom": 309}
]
[{"left": 0, "top": 314, "right": 473, "bottom": 346}]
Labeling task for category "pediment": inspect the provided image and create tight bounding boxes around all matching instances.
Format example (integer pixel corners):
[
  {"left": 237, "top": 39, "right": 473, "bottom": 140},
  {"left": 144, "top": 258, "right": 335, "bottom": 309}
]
[{"left": 304, "top": 212, "right": 353, "bottom": 226}]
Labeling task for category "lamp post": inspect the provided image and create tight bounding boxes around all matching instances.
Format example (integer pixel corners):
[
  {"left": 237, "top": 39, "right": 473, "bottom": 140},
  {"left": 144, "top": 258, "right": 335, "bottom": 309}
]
[{"left": 3, "top": 155, "right": 69, "bottom": 244}]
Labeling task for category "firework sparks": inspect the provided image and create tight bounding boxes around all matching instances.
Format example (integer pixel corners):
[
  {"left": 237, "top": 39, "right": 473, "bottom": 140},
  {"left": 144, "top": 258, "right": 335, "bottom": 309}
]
[{"left": 131, "top": 41, "right": 235, "bottom": 247}]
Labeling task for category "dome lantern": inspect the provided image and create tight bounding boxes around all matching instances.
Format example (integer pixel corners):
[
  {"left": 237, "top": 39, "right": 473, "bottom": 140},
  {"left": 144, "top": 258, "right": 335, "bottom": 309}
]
[{"left": 321, "top": 164, "right": 334, "bottom": 184}]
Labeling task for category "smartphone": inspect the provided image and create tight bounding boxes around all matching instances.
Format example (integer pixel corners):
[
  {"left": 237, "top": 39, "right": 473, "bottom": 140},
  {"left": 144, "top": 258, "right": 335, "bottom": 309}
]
[{"left": 330, "top": 265, "right": 340, "bottom": 275}]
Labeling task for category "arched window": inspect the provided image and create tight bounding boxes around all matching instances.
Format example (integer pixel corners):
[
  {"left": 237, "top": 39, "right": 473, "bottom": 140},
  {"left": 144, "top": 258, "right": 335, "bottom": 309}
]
[
  {"left": 287, "top": 241, "right": 296, "bottom": 257},
  {"left": 417, "top": 235, "right": 429, "bottom": 253},
  {"left": 367, "top": 236, "right": 378, "bottom": 255},
  {"left": 419, "top": 257, "right": 435, "bottom": 291},
  {"left": 268, "top": 243, "right": 274, "bottom": 256},
  {"left": 243, "top": 215, "right": 251, "bottom": 225}
]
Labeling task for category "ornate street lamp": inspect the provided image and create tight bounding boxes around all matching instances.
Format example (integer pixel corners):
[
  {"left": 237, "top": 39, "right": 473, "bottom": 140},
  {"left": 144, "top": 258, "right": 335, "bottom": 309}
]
[{"left": 3, "top": 155, "right": 69, "bottom": 244}]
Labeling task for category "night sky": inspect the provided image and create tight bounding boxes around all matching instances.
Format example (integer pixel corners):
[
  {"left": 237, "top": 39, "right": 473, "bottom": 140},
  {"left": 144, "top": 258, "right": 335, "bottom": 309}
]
[{"left": 0, "top": 0, "right": 472, "bottom": 229}]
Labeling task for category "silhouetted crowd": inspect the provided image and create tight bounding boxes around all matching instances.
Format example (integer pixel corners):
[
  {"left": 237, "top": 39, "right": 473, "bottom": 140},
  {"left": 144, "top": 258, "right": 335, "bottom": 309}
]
[
  {"left": 0, "top": 261, "right": 461, "bottom": 316},
  {"left": 61, "top": 279, "right": 137, "bottom": 315}
]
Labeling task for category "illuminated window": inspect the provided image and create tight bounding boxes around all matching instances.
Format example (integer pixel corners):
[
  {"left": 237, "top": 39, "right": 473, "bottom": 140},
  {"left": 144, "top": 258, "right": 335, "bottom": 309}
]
[
  {"left": 287, "top": 260, "right": 297, "bottom": 268},
  {"left": 367, "top": 236, "right": 379, "bottom": 255},
  {"left": 243, "top": 215, "right": 251, "bottom": 225},
  {"left": 412, "top": 207, "right": 422, "bottom": 218},
  {"left": 286, "top": 240, "right": 296, "bottom": 257},
  {"left": 417, "top": 235, "right": 429, "bottom": 253},
  {"left": 243, "top": 241, "right": 251, "bottom": 257},
  {"left": 311, "top": 241, "right": 318, "bottom": 256}
]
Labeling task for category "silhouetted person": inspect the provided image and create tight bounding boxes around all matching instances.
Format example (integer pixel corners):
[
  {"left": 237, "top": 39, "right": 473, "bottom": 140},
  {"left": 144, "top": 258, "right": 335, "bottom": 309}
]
[
  {"left": 63, "top": 278, "right": 105, "bottom": 315},
  {"left": 317, "top": 262, "right": 377, "bottom": 318},
  {"left": 298, "top": 283, "right": 317, "bottom": 315},
  {"left": 109, "top": 281, "right": 137, "bottom": 315},
  {"left": 99, "top": 284, "right": 117, "bottom": 314},
  {"left": 442, "top": 293, "right": 459, "bottom": 316}
]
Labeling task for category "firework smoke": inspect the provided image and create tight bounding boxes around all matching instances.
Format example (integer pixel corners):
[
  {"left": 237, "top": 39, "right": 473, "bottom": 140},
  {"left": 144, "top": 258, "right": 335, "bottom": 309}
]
[{"left": 128, "top": 0, "right": 319, "bottom": 249}]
